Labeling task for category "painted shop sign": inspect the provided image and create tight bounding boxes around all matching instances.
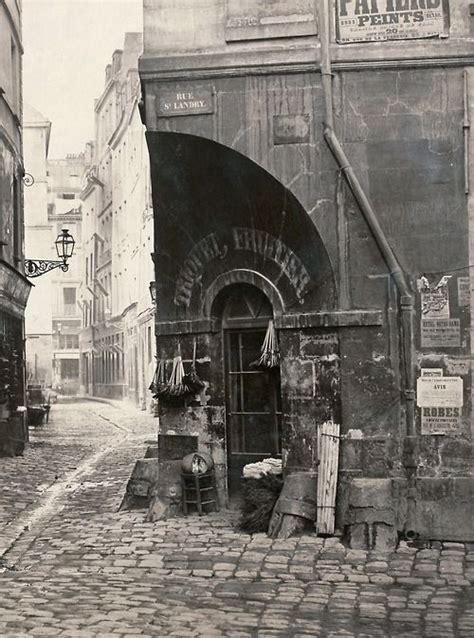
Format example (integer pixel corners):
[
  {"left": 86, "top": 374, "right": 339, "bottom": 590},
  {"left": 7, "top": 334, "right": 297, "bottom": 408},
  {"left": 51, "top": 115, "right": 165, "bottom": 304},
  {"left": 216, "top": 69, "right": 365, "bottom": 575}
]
[
  {"left": 336, "top": 0, "right": 450, "bottom": 44},
  {"left": 174, "top": 228, "right": 311, "bottom": 307},
  {"left": 421, "top": 318, "right": 461, "bottom": 348},
  {"left": 416, "top": 376, "right": 463, "bottom": 408},
  {"left": 421, "top": 406, "right": 461, "bottom": 435},
  {"left": 225, "top": 0, "right": 317, "bottom": 41},
  {"left": 157, "top": 89, "right": 214, "bottom": 117},
  {"left": 457, "top": 277, "right": 470, "bottom": 307}
]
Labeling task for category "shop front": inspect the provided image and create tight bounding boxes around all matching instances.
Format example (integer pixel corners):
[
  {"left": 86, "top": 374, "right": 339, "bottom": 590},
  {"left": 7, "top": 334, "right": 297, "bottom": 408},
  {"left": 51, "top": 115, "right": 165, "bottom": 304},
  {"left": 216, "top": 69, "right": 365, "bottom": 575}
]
[{"left": 147, "top": 131, "right": 372, "bottom": 512}]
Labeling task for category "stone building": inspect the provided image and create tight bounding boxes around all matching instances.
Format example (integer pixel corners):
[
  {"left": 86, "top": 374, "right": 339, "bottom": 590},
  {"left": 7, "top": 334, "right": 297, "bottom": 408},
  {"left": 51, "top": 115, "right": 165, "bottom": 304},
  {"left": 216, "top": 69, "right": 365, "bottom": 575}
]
[
  {"left": 139, "top": 0, "right": 474, "bottom": 544},
  {"left": 23, "top": 105, "right": 53, "bottom": 387},
  {"left": 23, "top": 136, "right": 85, "bottom": 396},
  {"left": 0, "top": 0, "right": 32, "bottom": 452},
  {"left": 79, "top": 33, "right": 155, "bottom": 408}
]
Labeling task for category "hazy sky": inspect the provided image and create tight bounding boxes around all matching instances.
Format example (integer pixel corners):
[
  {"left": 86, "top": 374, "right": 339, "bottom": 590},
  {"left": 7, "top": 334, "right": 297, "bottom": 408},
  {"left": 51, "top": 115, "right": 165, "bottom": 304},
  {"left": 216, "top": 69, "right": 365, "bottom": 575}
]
[{"left": 23, "top": 0, "right": 143, "bottom": 159}]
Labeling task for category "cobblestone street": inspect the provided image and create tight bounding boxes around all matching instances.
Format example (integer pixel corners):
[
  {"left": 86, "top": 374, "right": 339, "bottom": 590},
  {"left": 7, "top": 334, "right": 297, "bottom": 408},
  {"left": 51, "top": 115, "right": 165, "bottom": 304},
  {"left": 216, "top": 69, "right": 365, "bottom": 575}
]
[{"left": 0, "top": 400, "right": 473, "bottom": 637}]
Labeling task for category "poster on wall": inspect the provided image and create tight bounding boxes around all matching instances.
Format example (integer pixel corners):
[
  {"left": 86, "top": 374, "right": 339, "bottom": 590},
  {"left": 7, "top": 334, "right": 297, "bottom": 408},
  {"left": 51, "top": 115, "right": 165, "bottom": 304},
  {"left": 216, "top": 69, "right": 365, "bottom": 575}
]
[
  {"left": 225, "top": 0, "right": 317, "bottom": 42},
  {"left": 336, "top": 0, "right": 450, "bottom": 44}
]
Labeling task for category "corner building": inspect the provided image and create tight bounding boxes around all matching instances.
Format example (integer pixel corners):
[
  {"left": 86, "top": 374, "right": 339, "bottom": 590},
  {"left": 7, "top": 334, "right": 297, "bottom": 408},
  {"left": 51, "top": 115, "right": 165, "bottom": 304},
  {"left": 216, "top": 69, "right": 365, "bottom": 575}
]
[
  {"left": 0, "top": 0, "right": 32, "bottom": 452},
  {"left": 140, "top": 0, "right": 474, "bottom": 544}
]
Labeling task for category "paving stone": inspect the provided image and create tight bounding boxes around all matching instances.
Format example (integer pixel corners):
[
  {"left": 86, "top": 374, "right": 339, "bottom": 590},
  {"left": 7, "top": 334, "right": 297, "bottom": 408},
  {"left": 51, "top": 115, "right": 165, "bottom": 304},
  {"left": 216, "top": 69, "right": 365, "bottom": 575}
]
[{"left": 0, "top": 400, "right": 472, "bottom": 637}]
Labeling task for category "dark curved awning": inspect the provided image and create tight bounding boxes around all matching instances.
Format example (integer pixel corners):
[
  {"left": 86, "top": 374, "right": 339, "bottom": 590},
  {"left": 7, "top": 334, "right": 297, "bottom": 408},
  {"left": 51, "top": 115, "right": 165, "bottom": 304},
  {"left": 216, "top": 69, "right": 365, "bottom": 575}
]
[{"left": 147, "top": 131, "right": 336, "bottom": 323}]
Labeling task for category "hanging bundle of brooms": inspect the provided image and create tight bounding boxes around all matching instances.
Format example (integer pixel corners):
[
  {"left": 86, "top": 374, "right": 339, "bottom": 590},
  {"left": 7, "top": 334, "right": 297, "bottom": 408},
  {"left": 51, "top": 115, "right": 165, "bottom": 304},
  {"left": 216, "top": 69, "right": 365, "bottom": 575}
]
[
  {"left": 251, "top": 319, "right": 280, "bottom": 369},
  {"left": 149, "top": 340, "right": 204, "bottom": 402}
]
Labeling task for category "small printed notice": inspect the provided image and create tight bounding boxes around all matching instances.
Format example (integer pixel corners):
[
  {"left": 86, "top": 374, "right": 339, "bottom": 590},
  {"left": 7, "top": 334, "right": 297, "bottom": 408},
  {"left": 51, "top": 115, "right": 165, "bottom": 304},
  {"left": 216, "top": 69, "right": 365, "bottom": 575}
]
[
  {"left": 421, "top": 406, "right": 461, "bottom": 435},
  {"left": 421, "top": 287, "right": 449, "bottom": 318},
  {"left": 416, "top": 376, "right": 463, "bottom": 408},
  {"left": 421, "top": 368, "right": 443, "bottom": 377},
  {"left": 336, "top": 0, "right": 449, "bottom": 44},
  {"left": 157, "top": 89, "right": 214, "bottom": 118},
  {"left": 457, "top": 277, "right": 470, "bottom": 307},
  {"left": 225, "top": 0, "right": 317, "bottom": 41},
  {"left": 421, "top": 318, "right": 461, "bottom": 348}
]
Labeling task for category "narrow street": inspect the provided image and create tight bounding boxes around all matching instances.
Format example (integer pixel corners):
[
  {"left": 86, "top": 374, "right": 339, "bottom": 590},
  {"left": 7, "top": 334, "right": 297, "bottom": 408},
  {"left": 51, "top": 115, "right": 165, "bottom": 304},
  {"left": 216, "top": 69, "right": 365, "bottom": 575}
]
[{"left": 0, "top": 400, "right": 472, "bottom": 637}]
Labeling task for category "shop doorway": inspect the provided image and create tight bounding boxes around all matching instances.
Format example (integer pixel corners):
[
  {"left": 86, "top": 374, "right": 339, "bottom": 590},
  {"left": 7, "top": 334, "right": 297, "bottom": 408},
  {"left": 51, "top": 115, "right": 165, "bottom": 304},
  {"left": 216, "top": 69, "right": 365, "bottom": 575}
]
[{"left": 221, "top": 285, "right": 282, "bottom": 494}]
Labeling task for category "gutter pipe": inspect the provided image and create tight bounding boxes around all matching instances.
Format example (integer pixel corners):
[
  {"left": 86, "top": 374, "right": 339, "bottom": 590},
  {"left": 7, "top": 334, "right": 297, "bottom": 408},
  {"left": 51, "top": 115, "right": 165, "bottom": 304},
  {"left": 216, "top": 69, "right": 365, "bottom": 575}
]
[{"left": 318, "top": 0, "right": 417, "bottom": 537}]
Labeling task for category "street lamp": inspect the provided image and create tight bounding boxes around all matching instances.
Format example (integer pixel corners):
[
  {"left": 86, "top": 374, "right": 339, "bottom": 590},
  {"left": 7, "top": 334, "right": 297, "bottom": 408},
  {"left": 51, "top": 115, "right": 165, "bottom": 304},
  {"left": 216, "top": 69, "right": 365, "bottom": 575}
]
[
  {"left": 149, "top": 281, "right": 157, "bottom": 305},
  {"left": 25, "top": 229, "right": 76, "bottom": 278}
]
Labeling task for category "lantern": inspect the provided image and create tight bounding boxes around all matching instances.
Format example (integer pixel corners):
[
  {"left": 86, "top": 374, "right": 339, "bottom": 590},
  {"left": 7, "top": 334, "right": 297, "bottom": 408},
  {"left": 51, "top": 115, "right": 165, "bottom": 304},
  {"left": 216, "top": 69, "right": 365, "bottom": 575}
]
[{"left": 55, "top": 228, "right": 75, "bottom": 261}]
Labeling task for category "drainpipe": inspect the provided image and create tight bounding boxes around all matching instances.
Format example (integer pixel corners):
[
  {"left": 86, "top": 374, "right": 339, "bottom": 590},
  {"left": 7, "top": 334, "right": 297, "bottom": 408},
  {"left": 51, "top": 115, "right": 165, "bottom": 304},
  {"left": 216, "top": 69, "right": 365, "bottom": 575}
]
[{"left": 318, "top": 0, "right": 417, "bottom": 538}]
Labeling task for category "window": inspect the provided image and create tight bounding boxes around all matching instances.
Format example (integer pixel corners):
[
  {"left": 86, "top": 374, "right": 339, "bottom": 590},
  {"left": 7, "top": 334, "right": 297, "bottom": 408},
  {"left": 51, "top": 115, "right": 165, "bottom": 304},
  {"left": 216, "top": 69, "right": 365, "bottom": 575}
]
[
  {"left": 10, "top": 39, "right": 18, "bottom": 112},
  {"left": 61, "top": 193, "right": 75, "bottom": 200},
  {"left": 63, "top": 288, "right": 77, "bottom": 316},
  {"left": 12, "top": 175, "right": 21, "bottom": 265},
  {"left": 61, "top": 359, "right": 79, "bottom": 379},
  {"left": 147, "top": 325, "right": 152, "bottom": 363},
  {"left": 63, "top": 288, "right": 76, "bottom": 305},
  {"left": 58, "top": 335, "right": 79, "bottom": 349}
]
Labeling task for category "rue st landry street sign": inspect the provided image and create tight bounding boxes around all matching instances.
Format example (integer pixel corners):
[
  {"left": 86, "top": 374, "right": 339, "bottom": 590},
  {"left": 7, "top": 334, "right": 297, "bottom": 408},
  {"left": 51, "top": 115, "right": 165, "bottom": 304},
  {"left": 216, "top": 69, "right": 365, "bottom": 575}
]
[
  {"left": 336, "top": 0, "right": 450, "bottom": 43},
  {"left": 157, "top": 89, "right": 214, "bottom": 117}
]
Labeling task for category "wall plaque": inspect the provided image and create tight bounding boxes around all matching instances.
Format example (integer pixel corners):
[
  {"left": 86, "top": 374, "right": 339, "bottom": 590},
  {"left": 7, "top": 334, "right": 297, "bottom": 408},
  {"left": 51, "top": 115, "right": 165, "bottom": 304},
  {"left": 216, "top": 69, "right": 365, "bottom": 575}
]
[
  {"left": 457, "top": 277, "right": 470, "bottom": 307},
  {"left": 225, "top": 0, "right": 317, "bottom": 41},
  {"left": 336, "top": 0, "right": 450, "bottom": 44},
  {"left": 421, "top": 406, "right": 461, "bottom": 435},
  {"left": 416, "top": 376, "right": 463, "bottom": 408},
  {"left": 273, "top": 115, "right": 311, "bottom": 145},
  {"left": 157, "top": 89, "right": 214, "bottom": 118},
  {"left": 421, "top": 318, "right": 461, "bottom": 348}
]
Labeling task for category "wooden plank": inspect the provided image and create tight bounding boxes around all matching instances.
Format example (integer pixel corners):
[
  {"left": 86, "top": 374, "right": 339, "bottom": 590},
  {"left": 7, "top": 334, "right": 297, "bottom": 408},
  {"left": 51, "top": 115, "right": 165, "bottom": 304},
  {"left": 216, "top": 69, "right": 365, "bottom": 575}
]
[{"left": 316, "top": 421, "right": 340, "bottom": 535}]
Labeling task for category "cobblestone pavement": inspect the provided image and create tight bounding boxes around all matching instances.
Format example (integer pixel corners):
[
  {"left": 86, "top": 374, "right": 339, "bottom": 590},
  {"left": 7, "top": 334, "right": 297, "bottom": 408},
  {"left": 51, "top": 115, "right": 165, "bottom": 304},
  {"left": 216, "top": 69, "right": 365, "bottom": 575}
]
[{"left": 1, "top": 400, "right": 473, "bottom": 637}]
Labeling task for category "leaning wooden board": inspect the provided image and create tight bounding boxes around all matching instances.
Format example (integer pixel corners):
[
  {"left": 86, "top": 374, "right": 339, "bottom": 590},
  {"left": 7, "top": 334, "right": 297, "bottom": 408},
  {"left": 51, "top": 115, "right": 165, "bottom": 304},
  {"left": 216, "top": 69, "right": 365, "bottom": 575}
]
[{"left": 316, "top": 421, "right": 340, "bottom": 535}]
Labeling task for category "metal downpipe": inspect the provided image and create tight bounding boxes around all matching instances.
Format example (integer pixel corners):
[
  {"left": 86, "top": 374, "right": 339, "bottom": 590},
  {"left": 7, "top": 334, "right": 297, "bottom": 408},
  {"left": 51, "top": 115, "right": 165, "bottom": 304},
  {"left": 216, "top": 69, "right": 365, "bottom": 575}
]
[{"left": 317, "top": 0, "right": 417, "bottom": 537}]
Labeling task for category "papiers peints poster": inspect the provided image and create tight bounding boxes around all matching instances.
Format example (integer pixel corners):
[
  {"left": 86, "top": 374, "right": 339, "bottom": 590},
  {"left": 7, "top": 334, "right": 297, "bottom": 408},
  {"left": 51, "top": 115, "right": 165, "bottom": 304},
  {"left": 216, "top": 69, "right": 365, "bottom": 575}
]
[{"left": 336, "top": 0, "right": 450, "bottom": 44}]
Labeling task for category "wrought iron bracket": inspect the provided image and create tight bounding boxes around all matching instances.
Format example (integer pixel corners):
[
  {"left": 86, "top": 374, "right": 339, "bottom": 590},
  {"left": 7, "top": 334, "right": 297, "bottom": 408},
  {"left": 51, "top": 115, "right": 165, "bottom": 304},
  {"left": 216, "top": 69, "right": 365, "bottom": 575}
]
[{"left": 24, "top": 259, "right": 69, "bottom": 278}]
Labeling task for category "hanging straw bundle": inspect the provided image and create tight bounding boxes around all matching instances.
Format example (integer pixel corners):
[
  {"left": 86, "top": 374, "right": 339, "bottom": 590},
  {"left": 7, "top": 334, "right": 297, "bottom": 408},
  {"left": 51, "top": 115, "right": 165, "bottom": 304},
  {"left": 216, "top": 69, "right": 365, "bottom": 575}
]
[
  {"left": 149, "top": 340, "right": 205, "bottom": 402},
  {"left": 149, "top": 359, "right": 169, "bottom": 398},
  {"left": 251, "top": 319, "right": 280, "bottom": 369},
  {"left": 165, "top": 355, "right": 189, "bottom": 397},
  {"left": 183, "top": 339, "right": 205, "bottom": 394}
]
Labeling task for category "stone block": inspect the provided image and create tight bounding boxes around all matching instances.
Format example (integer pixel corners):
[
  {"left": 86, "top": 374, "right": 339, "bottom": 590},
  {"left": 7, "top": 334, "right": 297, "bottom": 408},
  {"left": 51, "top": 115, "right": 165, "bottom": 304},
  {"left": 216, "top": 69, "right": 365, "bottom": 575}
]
[
  {"left": 131, "top": 459, "right": 159, "bottom": 483},
  {"left": 374, "top": 523, "right": 398, "bottom": 551},
  {"left": 126, "top": 479, "right": 150, "bottom": 498},
  {"left": 413, "top": 477, "right": 474, "bottom": 541},
  {"left": 158, "top": 434, "right": 198, "bottom": 460},
  {"left": 350, "top": 478, "right": 393, "bottom": 510},
  {"left": 351, "top": 508, "right": 395, "bottom": 525},
  {"left": 348, "top": 523, "right": 368, "bottom": 549},
  {"left": 347, "top": 521, "right": 397, "bottom": 551},
  {"left": 145, "top": 445, "right": 158, "bottom": 458}
]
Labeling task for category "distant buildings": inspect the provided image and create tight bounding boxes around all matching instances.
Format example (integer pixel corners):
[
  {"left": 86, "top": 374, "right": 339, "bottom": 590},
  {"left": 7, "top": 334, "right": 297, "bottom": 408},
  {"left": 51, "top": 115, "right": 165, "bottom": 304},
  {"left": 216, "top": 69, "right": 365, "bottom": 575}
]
[
  {"left": 0, "top": 0, "right": 31, "bottom": 452},
  {"left": 23, "top": 110, "right": 85, "bottom": 395},
  {"left": 79, "top": 33, "right": 155, "bottom": 409}
]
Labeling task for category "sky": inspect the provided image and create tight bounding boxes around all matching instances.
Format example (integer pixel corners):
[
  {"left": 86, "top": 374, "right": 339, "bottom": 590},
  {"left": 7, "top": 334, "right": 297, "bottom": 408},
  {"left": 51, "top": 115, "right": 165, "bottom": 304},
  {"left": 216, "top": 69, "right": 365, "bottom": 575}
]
[{"left": 23, "top": 0, "right": 143, "bottom": 159}]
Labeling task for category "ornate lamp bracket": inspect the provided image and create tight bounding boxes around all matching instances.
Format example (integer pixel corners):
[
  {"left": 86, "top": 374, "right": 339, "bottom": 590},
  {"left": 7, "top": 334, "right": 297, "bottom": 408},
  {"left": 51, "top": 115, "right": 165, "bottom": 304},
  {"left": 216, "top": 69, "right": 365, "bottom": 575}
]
[{"left": 24, "top": 259, "right": 69, "bottom": 278}]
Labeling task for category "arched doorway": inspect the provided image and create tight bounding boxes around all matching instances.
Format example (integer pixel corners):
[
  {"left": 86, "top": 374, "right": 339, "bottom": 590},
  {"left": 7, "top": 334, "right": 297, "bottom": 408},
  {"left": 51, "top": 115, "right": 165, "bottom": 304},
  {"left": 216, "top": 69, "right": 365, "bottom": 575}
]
[{"left": 213, "top": 284, "right": 282, "bottom": 494}]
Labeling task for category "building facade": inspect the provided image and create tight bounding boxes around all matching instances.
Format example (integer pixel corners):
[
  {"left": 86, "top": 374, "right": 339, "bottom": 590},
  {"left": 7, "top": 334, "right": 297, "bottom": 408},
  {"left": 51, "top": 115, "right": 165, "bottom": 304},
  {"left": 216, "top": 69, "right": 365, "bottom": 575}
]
[
  {"left": 23, "top": 104, "right": 53, "bottom": 387},
  {"left": 23, "top": 107, "right": 85, "bottom": 397},
  {"left": 79, "top": 33, "right": 155, "bottom": 409},
  {"left": 47, "top": 156, "right": 84, "bottom": 395},
  {"left": 0, "top": 0, "right": 32, "bottom": 453},
  {"left": 140, "top": 0, "right": 474, "bottom": 543}
]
